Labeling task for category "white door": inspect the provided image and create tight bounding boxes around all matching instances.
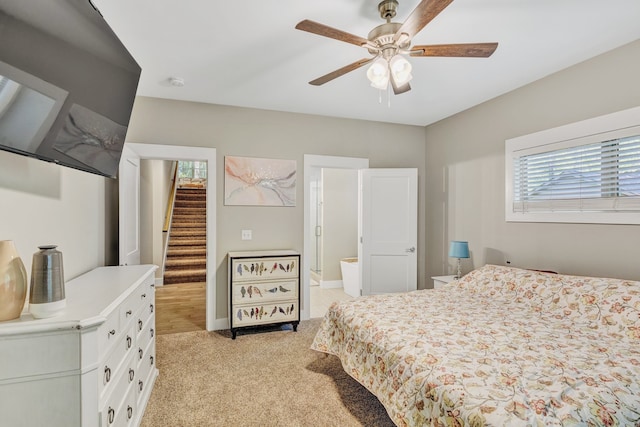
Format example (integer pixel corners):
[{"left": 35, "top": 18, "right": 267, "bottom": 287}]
[
  {"left": 359, "top": 168, "right": 418, "bottom": 295},
  {"left": 118, "top": 144, "right": 141, "bottom": 266}
]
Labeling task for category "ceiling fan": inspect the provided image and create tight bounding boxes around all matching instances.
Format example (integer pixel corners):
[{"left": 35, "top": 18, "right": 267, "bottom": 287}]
[{"left": 295, "top": 0, "right": 498, "bottom": 95}]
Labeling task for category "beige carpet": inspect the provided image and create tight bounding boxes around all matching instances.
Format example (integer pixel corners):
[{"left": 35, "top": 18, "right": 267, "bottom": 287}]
[{"left": 141, "top": 318, "right": 395, "bottom": 427}]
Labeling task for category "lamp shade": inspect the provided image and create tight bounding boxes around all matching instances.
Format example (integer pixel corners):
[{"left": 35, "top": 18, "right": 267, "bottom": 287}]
[{"left": 448, "top": 241, "right": 469, "bottom": 259}]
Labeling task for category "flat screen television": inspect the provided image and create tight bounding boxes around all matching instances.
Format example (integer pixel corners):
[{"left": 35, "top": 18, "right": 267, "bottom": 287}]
[{"left": 0, "top": 0, "right": 140, "bottom": 178}]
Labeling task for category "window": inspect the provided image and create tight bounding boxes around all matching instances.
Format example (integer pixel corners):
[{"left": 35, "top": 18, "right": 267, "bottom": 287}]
[
  {"left": 178, "top": 161, "right": 207, "bottom": 179},
  {"left": 506, "top": 107, "right": 640, "bottom": 224}
]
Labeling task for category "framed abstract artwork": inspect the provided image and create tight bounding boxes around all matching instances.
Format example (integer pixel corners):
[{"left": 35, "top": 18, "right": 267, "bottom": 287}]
[{"left": 224, "top": 156, "right": 297, "bottom": 206}]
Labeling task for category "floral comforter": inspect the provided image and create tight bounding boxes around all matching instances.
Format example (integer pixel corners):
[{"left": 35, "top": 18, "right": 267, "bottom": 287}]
[{"left": 311, "top": 264, "right": 640, "bottom": 426}]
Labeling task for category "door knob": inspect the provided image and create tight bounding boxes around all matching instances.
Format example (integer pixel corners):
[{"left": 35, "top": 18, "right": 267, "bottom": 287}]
[{"left": 406, "top": 247, "right": 415, "bottom": 253}]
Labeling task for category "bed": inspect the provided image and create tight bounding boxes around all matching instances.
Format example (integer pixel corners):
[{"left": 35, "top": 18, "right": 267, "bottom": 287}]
[{"left": 311, "top": 264, "right": 640, "bottom": 426}]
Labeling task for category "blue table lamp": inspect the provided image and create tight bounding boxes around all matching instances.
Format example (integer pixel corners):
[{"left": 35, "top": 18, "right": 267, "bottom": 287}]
[{"left": 449, "top": 241, "right": 470, "bottom": 279}]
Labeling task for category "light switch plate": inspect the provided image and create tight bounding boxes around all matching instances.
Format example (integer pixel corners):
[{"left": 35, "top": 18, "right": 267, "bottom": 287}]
[{"left": 241, "top": 230, "right": 252, "bottom": 240}]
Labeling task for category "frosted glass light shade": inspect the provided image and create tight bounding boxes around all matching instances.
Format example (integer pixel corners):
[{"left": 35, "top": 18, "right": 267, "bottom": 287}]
[
  {"left": 367, "top": 57, "right": 389, "bottom": 90},
  {"left": 389, "top": 55, "right": 413, "bottom": 84}
]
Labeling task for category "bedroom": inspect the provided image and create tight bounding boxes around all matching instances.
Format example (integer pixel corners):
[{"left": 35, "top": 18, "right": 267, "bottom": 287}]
[{"left": 0, "top": 0, "right": 639, "bottom": 426}]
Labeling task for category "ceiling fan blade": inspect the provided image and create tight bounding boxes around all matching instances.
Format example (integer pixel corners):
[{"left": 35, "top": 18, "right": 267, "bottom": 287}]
[
  {"left": 410, "top": 43, "right": 499, "bottom": 57},
  {"left": 295, "top": 20, "right": 369, "bottom": 47},
  {"left": 309, "top": 58, "right": 374, "bottom": 86},
  {"left": 394, "top": 0, "right": 453, "bottom": 42},
  {"left": 390, "top": 77, "right": 411, "bottom": 95}
]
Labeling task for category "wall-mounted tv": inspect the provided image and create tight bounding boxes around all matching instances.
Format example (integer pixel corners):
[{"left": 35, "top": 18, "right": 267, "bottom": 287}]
[{"left": 0, "top": 0, "right": 141, "bottom": 178}]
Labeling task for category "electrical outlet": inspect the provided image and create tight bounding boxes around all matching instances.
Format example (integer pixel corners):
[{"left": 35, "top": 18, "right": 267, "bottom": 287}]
[{"left": 241, "top": 230, "right": 252, "bottom": 240}]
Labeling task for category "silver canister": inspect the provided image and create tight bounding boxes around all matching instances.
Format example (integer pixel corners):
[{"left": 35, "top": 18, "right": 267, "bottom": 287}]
[{"left": 29, "top": 245, "right": 66, "bottom": 318}]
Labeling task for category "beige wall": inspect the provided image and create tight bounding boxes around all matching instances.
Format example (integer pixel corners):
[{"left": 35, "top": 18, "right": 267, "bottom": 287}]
[
  {"left": 140, "top": 159, "right": 174, "bottom": 279},
  {"left": 425, "top": 39, "right": 640, "bottom": 282},
  {"left": 321, "top": 168, "right": 358, "bottom": 282},
  {"left": 0, "top": 150, "right": 115, "bottom": 280},
  {"left": 124, "top": 99, "right": 427, "bottom": 319}
]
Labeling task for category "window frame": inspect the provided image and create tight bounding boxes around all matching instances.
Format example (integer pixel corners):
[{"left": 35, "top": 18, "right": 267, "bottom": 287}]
[{"left": 505, "top": 106, "right": 640, "bottom": 225}]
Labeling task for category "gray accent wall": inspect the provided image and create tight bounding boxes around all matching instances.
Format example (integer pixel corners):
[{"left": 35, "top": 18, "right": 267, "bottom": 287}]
[{"left": 425, "top": 39, "right": 640, "bottom": 282}]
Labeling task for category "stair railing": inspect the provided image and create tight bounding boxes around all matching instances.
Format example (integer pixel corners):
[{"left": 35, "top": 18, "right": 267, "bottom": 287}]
[{"left": 163, "top": 164, "right": 179, "bottom": 233}]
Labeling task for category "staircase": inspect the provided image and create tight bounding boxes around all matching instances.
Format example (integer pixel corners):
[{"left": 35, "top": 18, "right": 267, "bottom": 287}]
[{"left": 164, "top": 188, "right": 207, "bottom": 285}]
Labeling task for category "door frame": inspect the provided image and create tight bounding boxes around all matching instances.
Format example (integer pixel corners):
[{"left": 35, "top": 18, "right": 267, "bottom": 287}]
[
  {"left": 302, "top": 154, "right": 369, "bottom": 320},
  {"left": 121, "top": 143, "right": 218, "bottom": 331}
]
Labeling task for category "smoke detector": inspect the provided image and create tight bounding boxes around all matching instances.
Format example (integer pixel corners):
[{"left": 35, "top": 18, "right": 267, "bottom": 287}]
[{"left": 169, "top": 77, "right": 185, "bottom": 87}]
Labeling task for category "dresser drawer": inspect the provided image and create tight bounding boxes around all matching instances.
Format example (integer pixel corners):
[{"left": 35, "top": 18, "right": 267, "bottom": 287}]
[
  {"left": 98, "top": 309, "right": 121, "bottom": 357},
  {"left": 136, "top": 314, "right": 155, "bottom": 357},
  {"left": 136, "top": 340, "right": 156, "bottom": 404},
  {"left": 99, "top": 325, "right": 135, "bottom": 400},
  {"left": 121, "top": 382, "right": 138, "bottom": 426},
  {"left": 119, "top": 281, "right": 152, "bottom": 330},
  {"left": 232, "top": 279, "right": 298, "bottom": 303},
  {"left": 100, "top": 352, "right": 136, "bottom": 427},
  {"left": 231, "top": 256, "right": 298, "bottom": 282},
  {"left": 232, "top": 301, "right": 298, "bottom": 327},
  {"left": 136, "top": 301, "right": 154, "bottom": 339}
]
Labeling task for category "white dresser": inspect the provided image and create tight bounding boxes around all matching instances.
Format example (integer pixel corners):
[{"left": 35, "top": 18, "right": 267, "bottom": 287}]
[
  {"left": 228, "top": 250, "right": 300, "bottom": 339},
  {"left": 0, "top": 264, "right": 158, "bottom": 427}
]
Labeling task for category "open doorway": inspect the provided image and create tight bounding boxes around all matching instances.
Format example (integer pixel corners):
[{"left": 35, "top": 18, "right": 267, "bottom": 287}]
[
  {"left": 140, "top": 159, "right": 208, "bottom": 334},
  {"left": 308, "top": 167, "right": 358, "bottom": 318},
  {"left": 302, "top": 155, "right": 369, "bottom": 320},
  {"left": 118, "top": 143, "right": 218, "bottom": 331}
]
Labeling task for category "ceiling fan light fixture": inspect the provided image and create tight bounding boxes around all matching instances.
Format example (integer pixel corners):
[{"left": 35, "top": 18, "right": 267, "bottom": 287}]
[
  {"left": 367, "top": 57, "right": 390, "bottom": 89},
  {"left": 389, "top": 55, "right": 413, "bottom": 85}
]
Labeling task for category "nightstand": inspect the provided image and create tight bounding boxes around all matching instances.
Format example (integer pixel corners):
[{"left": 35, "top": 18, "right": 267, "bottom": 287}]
[{"left": 431, "top": 275, "right": 457, "bottom": 289}]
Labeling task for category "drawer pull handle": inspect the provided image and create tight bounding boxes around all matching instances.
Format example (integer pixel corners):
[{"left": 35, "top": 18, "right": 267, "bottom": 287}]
[
  {"left": 108, "top": 407, "right": 115, "bottom": 424},
  {"left": 127, "top": 405, "right": 133, "bottom": 420},
  {"left": 150, "top": 328, "right": 154, "bottom": 338},
  {"left": 129, "top": 368, "right": 135, "bottom": 382},
  {"left": 150, "top": 355, "right": 154, "bottom": 366},
  {"left": 150, "top": 304, "right": 154, "bottom": 313},
  {"left": 141, "top": 293, "right": 147, "bottom": 299},
  {"left": 150, "top": 283, "right": 155, "bottom": 288},
  {"left": 139, "top": 380, "right": 144, "bottom": 392},
  {"left": 139, "top": 348, "right": 143, "bottom": 359},
  {"left": 138, "top": 319, "right": 143, "bottom": 330},
  {"left": 126, "top": 335, "right": 132, "bottom": 349},
  {"left": 104, "top": 366, "right": 111, "bottom": 384},
  {"left": 126, "top": 309, "right": 132, "bottom": 316},
  {"left": 109, "top": 329, "right": 116, "bottom": 336}
]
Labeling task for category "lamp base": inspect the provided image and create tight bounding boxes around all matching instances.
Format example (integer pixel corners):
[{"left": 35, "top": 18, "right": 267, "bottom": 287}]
[{"left": 456, "top": 258, "right": 462, "bottom": 280}]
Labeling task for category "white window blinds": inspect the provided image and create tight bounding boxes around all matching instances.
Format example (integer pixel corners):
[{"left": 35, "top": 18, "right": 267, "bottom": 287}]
[
  {"left": 513, "top": 134, "right": 640, "bottom": 213},
  {"left": 505, "top": 106, "right": 640, "bottom": 224}
]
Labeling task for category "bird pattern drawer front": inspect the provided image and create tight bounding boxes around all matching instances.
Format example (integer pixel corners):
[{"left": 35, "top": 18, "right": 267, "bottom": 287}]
[
  {"left": 231, "top": 256, "right": 298, "bottom": 282},
  {"left": 232, "top": 301, "right": 298, "bottom": 327},
  {"left": 232, "top": 280, "right": 298, "bottom": 303}
]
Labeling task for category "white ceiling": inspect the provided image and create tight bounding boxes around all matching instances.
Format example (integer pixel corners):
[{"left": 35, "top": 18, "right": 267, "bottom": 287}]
[{"left": 92, "top": 0, "right": 640, "bottom": 126}]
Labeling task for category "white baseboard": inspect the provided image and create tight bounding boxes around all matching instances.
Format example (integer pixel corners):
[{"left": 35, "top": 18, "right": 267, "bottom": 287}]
[
  {"left": 212, "top": 317, "right": 229, "bottom": 331},
  {"left": 155, "top": 277, "right": 164, "bottom": 287},
  {"left": 320, "top": 280, "right": 343, "bottom": 289}
]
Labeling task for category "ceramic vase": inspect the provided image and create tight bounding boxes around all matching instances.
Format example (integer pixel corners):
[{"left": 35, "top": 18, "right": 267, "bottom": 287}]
[
  {"left": 0, "top": 240, "right": 28, "bottom": 321},
  {"left": 29, "top": 245, "right": 66, "bottom": 319}
]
